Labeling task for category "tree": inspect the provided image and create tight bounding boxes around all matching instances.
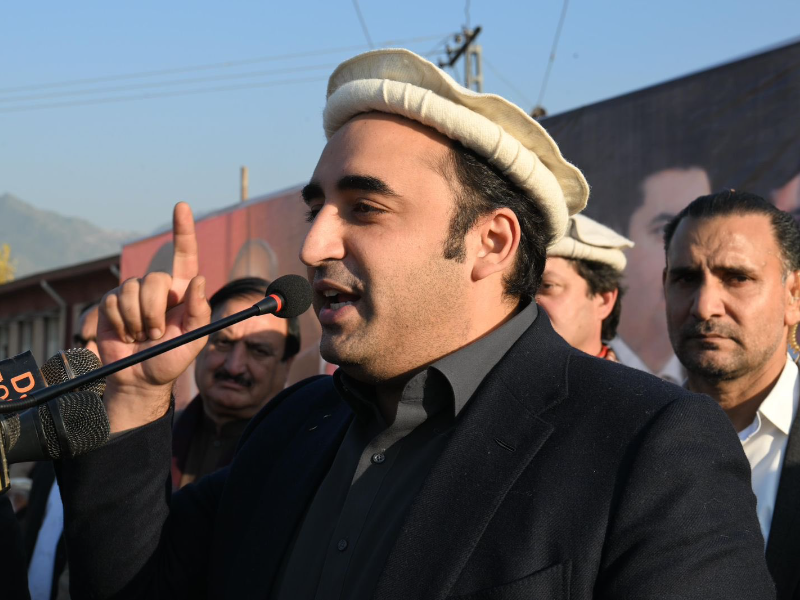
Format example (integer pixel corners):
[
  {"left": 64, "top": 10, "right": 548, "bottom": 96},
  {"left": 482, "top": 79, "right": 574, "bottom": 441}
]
[{"left": 0, "top": 244, "right": 16, "bottom": 284}]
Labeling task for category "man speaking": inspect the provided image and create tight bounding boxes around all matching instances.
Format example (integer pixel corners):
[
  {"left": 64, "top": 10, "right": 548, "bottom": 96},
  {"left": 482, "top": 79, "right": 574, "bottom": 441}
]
[{"left": 56, "top": 50, "right": 773, "bottom": 599}]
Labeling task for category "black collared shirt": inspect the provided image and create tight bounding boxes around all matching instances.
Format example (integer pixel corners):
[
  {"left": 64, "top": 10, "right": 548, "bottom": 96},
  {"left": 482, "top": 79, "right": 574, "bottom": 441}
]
[{"left": 273, "top": 302, "right": 538, "bottom": 600}]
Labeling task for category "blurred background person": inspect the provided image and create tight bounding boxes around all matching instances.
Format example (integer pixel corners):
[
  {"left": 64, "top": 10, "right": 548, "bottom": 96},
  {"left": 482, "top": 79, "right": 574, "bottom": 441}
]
[
  {"left": 171, "top": 277, "right": 300, "bottom": 489},
  {"left": 71, "top": 301, "right": 99, "bottom": 357},
  {"left": 663, "top": 190, "right": 800, "bottom": 600},
  {"left": 23, "top": 302, "right": 100, "bottom": 600},
  {"left": 536, "top": 214, "right": 633, "bottom": 361}
]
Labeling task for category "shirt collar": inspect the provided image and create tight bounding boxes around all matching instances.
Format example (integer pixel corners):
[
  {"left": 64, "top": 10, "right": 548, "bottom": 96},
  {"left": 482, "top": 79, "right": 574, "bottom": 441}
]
[
  {"left": 757, "top": 354, "right": 800, "bottom": 436},
  {"left": 334, "top": 301, "right": 538, "bottom": 420},
  {"left": 432, "top": 301, "right": 537, "bottom": 415}
]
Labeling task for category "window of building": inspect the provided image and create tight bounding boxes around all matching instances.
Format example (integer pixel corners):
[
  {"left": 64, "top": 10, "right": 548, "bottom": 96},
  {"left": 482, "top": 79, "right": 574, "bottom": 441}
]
[
  {"left": 45, "top": 313, "right": 61, "bottom": 359},
  {"left": 19, "top": 320, "right": 33, "bottom": 355},
  {"left": 0, "top": 325, "right": 8, "bottom": 359}
]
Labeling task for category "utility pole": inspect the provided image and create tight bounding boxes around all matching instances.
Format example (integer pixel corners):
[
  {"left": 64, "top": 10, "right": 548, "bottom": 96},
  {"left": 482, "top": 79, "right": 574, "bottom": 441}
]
[
  {"left": 240, "top": 166, "right": 248, "bottom": 202},
  {"left": 439, "top": 26, "right": 483, "bottom": 93}
]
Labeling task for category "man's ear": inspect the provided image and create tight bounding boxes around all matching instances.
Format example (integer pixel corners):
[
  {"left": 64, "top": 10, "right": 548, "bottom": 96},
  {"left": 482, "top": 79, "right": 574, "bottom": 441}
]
[
  {"left": 594, "top": 288, "right": 619, "bottom": 321},
  {"left": 471, "top": 208, "right": 520, "bottom": 282},
  {"left": 785, "top": 270, "right": 800, "bottom": 327}
]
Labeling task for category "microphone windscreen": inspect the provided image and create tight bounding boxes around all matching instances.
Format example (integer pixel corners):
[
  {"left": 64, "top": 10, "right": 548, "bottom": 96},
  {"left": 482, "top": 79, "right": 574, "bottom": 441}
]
[
  {"left": 37, "top": 391, "right": 110, "bottom": 459},
  {"left": 267, "top": 274, "right": 313, "bottom": 318},
  {"left": 41, "top": 348, "right": 105, "bottom": 395}
]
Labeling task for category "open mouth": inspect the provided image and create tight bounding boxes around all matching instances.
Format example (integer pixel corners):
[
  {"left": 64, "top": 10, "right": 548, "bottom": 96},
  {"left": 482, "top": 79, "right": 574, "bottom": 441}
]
[{"left": 322, "top": 290, "right": 361, "bottom": 310}]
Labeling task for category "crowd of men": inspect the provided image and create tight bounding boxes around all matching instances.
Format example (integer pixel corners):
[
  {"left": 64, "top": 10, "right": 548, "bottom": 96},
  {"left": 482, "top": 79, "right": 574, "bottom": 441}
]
[{"left": 2, "top": 48, "right": 800, "bottom": 599}]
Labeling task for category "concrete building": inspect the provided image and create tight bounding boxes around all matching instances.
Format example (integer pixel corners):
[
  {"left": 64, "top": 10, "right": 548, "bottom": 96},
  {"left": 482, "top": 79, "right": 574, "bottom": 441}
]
[{"left": 0, "top": 255, "right": 119, "bottom": 363}]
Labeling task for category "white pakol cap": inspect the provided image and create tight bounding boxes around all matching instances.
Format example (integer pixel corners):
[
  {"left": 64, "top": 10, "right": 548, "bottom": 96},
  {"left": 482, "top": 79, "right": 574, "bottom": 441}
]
[
  {"left": 548, "top": 214, "right": 634, "bottom": 271},
  {"left": 323, "top": 48, "right": 590, "bottom": 242}
]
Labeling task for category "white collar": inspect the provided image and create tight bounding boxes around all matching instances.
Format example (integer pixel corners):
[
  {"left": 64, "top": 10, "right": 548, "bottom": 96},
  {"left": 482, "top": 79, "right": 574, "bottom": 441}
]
[{"left": 757, "top": 354, "right": 799, "bottom": 436}]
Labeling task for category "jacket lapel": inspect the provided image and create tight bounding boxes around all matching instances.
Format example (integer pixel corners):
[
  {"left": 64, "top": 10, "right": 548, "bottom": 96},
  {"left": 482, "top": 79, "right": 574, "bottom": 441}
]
[
  {"left": 217, "top": 384, "right": 353, "bottom": 599},
  {"left": 766, "top": 397, "right": 800, "bottom": 598},
  {"left": 375, "top": 314, "right": 571, "bottom": 600}
]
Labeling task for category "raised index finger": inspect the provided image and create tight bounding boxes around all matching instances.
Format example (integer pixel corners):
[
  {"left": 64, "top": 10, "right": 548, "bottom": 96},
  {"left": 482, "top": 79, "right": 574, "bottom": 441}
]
[{"left": 169, "top": 202, "right": 199, "bottom": 303}]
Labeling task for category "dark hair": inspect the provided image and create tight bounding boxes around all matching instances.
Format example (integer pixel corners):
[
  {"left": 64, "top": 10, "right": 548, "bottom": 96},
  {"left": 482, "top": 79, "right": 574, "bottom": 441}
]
[
  {"left": 570, "top": 259, "right": 625, "bottom": 341},
  {"left": 663, "top": 190, "right": 800, "bottom": 273},
  {"left": 208, "top": 277, "right": 301, "bottom": 361},
  {"left": 78, "top": 301, "right": 101, "bottom": 320},
  {"left": 440, "top": 140, "right": 551, "bottom": 299}
]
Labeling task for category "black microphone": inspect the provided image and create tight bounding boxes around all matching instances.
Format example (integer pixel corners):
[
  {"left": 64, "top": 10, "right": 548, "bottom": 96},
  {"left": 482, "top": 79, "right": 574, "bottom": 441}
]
[
  {"left": 0, "top": 349, "right": 110, "bottom": 492},
  {"left": 0, "top": 273, "right": 313, "bottom": 415},
  {"left": 40, "top": 347, "right": 105, "bottom": 395},
  {"left": 0, "top": 391, "right": 110, "bottom": 464}
]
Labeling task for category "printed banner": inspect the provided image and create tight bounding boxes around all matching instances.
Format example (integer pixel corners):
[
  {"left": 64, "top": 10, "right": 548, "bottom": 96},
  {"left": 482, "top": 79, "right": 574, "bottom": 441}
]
[{"left": 541, "top": 39, "right": 800, "bottom": 380}]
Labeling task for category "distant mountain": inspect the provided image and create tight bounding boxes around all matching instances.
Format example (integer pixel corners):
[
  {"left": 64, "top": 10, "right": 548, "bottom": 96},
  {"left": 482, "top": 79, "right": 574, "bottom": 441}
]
[{"left": 0, "top": 193, "right": 142, "bottom": 279}]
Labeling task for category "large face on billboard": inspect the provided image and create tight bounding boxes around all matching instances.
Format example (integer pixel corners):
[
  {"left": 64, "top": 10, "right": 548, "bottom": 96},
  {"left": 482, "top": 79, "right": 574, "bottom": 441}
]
[
  {"left": 773, "top": 173, "right": 800, "bottom": 219},
  {"left": 617, "top": 167, "right": 711, "bottom": 377}
]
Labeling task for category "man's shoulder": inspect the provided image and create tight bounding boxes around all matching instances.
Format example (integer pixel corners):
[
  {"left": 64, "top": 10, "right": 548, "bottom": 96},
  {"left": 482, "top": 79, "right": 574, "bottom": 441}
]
[
  {"left": 562, "top": 351, "right": 723, "bottom": 432},
  {"left": 569, "top": 351, "right": 690, "bottom": 399}
]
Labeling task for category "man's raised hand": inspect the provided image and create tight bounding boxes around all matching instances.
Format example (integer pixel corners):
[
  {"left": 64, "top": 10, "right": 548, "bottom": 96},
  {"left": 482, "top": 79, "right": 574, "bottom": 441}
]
[{"left": 98, "top": 202, "right": 211, "bottom": 432}]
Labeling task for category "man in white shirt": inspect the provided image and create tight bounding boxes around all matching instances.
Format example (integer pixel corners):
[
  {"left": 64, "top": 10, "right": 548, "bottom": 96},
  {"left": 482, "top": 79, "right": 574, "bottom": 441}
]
[{"left": 663, "top": 189, "right": 800, "bottom": 600}]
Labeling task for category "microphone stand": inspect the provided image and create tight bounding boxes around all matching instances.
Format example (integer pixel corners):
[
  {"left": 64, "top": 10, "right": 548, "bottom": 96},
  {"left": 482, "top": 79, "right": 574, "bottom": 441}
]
[{"left": 0, "top": 294, "right": 281, "bottom": 415}]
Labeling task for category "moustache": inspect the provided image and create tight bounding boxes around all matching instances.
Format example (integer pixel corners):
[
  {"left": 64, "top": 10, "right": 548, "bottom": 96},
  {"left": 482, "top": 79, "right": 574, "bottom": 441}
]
[
  {"left": 213, "top": 370, "right": 252, "bottom": 388},
  {"left": 680, "top": 320, "right": 739, "bottom": 342},
  {"left": 312, "top": 264, "right": 364, "bottom": 293}
]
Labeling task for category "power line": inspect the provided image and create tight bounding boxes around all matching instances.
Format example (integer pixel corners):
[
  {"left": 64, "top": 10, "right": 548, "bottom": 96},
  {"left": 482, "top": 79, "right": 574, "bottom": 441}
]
[
  {"left": 423, "top": 33, "right": 453, "bottom": 58},
  {"left": 0, "top": 76, "right": 327, "bottom": 114},
  {"left": 0, "top": 63, "right": 337, "bottom": 104},
  {"left": 352, "top": 0, "right": 375, "bottom": 49},
  {"left": 484, "top": 58, "right": 534, "bottom": 109},
  {"left": 0, "top": 34, "right": 446, "bottom": 95},
  {"left": 536, "top": 0, "right": 569, "bottom": 109}
]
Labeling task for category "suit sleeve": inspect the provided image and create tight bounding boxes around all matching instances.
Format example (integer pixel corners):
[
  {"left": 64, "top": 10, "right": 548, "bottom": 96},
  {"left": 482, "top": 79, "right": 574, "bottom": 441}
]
[
  {"left": 55, "top": 408, "right": 226, "bottom": 599},
  {"left": 596, "top": 394, "right": 776, "bottom": 599}
]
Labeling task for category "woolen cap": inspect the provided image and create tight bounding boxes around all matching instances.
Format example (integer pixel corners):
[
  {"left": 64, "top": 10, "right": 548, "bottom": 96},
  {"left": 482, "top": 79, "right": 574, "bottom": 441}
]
[
  {"left": 323, "top": 48, "right": 590, "bottom": 241},
  {"left": 548, "top": 214, "right": 634, "bottom": 271}
]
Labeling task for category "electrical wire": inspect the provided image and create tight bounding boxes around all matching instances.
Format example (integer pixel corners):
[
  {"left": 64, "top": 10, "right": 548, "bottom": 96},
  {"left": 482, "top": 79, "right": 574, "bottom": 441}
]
[
  {"left": 423, "top": 33, "right": 453, "bottom": 58},
  {"left": 352, "top": 0, "right": 375, "bottom": 49},
  {"left": 536, "top": 0, "right": 569, "bottom": 109},
  {"left": 0, "top": 63, "right": 337, "bottom": 104},
  {"left": 0, "top": 34, "right": 446, "bottom": 95},
  {"left": 0, "top": 76, "right": 327, "bottom": 114},
  {"left": 485, "top": 58, "right": 534, "bottom": 109}
]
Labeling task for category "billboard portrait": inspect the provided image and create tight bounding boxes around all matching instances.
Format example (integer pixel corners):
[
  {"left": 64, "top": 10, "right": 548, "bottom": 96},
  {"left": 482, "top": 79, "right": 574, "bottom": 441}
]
[{"left": 542, "top": 39, "right": 800, "bottom": 382}]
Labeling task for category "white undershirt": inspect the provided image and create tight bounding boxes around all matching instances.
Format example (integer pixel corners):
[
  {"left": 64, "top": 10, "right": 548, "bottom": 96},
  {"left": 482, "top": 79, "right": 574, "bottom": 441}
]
[
  {"left": 28, "top": 480, "right": 63, "bottom": 600},
  {"left": 738, "top": 354, "right": 799, "bottom": 544},
  {"left": 608, "top": 336, "right": 686, "bottom": 384}
]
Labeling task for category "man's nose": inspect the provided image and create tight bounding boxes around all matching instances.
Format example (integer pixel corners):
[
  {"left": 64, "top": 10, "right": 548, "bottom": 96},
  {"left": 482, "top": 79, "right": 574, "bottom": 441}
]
[
  {"left": 691, "top": 279, "right": 725, "bottom": 321},
  {"left": 300, "top": 205, "right": 346, "bottom": 267},
  {"left": 223, "top": 343, "right": 248, "bottom": 375}
]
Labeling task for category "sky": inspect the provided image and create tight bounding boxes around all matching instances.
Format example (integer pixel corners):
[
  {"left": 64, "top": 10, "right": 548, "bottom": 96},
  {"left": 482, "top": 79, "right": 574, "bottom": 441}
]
[{"left": 2, "top": 0, "right": 799, "bottom": 234}]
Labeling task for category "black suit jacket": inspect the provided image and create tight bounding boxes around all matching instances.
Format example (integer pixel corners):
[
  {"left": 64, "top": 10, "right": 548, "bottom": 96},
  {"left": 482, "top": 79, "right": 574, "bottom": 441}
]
[
  {"left": 57, "top": 314, "right": 775, "bottom": 599},
  {"left": 767, "top": 398, "right": 800, "bottom": 600}
]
